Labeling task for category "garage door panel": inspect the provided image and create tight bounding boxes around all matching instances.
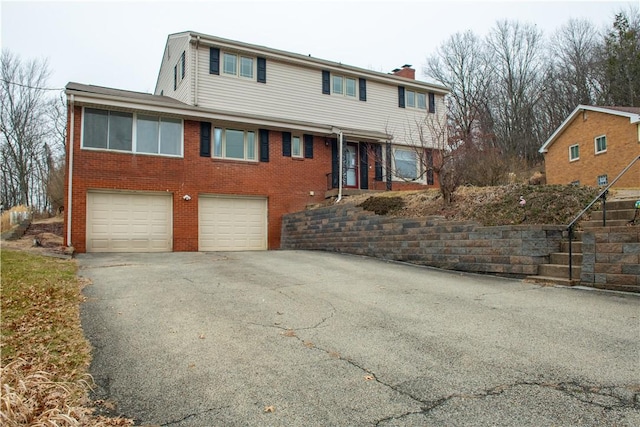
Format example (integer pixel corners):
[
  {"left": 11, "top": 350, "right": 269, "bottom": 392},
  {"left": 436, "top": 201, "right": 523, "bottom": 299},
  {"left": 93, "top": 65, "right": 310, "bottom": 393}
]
[
  {"left": 87, "top": 192, "right": 172, "bottom": 253},
  {"left": 199, "top": 196, "right": 266, "bottom": 251}
]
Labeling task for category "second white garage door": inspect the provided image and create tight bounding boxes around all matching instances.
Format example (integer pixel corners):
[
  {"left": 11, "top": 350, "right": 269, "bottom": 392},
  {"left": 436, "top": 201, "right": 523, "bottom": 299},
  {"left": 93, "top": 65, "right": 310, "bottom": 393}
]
[{"left": 199, "top": 196, "right": 267, "bottom": 251}]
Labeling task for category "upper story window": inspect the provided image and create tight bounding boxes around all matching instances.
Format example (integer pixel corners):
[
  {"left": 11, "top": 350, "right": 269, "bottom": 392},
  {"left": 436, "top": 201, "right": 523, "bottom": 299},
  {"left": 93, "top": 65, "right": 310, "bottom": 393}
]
[
  {"left": 213, "top": 127, "right": 257, "bottom": 161},
  {"left": 180, "top": 51, "right": 186, "bottom": 79},
  {"left": 322, "top": 70, "right": 366, "bottom": 101},
  {"left": 82, "top": 107, "right": 183, "bottom": 157},
  {"left": 223, "top": 52, "right": 254, "bottom": 79},
  {"left": 569, "top": 144, "right": 579, "bottom": 161},
  {"left": 399, "top": 87, "right": 436, "bottom": 113},
  {"left": 595, "top": 135, "right": 607, "bottom": 154}
]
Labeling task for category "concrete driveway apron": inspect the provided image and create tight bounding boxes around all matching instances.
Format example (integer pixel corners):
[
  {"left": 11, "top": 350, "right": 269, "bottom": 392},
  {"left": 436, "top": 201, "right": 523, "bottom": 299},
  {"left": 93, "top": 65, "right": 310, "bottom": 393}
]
[{"left": 78, "top": 251, "right": 640, "bottom": 426}]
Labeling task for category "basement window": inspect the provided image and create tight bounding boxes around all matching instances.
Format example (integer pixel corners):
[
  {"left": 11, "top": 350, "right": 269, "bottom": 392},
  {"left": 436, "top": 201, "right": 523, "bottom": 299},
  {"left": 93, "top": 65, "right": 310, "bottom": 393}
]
[{"left": 597, "top": 174, "right": 608, "bottom": 186}]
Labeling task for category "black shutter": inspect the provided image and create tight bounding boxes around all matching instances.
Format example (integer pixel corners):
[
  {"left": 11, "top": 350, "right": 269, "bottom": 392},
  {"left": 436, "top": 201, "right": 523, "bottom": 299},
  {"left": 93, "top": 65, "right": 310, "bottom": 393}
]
[
  {"left": 304, "top": 134, "right": 313, "bottom": 159},
  {"left": 331, "top": 138, "right": 339, "bottom": 188},
  {"left": 359, "top": 78, "right": 367, "bottom": 101},
  {"left": 385, "top": 143, "right": 392, "bottom": 190},
  {"left": 359, "top": 143, "right": 368, "bottom": 189},
  {"left": 200, "top": 122, "right": 211, "bottom": 157},
  {"left": 181, "top": 51, "right": 186, "bottom": 79},
  {"left": 428, "top": 92, "right": 435, "bottom": 113},
  {"left": 210, "top": 47, "right": 220, "bottom": 75},
  {"left": 374, "top": 144, "right": 383, "bottom": 181},
  {"left": 398, "top": 86, "right": 405, "bottom": 108},
  {"left": 322, "top": 70, "right": 330, "bottom": 94},
  {"left": 259, "top": 129, "right": 269, "bottom": 162},
  {"left": 282, "top": 132, "right": 291, "bottom": 157},
  {"left": 426, "top": 149, "right": 434, "bottom": 185},
  {"left": 174, "top": 65, "right": 177, "bottom": 90},
  {"left": 257, "top": 57, "right": 267, "bottom": 83}
]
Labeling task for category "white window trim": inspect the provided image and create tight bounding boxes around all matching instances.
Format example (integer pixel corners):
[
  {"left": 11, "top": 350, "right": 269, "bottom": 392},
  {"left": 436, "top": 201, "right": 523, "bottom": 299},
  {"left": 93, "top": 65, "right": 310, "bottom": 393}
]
[
  {"left": 569, "top": 144, "right": 579, "bottom": 162},
  {"left": 212, "top": 127, "right": 258, "bottom": 162},
  {"left": 332, "top": 74, "right": 357, "bottom": 98},
  {"left": 389, "top": 146, "right": 424, "bottom": 183},
  {"left": 221, "top": 51, "right": 256, "bottom": 80},
  {"left": 292, "top": 135, "right": 303, "bottom": 158},
  {"left": 594, "top": 135, "right": 607, "bottom": 154},
  {"left": 405, "top": 90, "right": 427, "bottom": 110},
  {"left": 80, "top": 107, "right": 184, "bottom": 158}
]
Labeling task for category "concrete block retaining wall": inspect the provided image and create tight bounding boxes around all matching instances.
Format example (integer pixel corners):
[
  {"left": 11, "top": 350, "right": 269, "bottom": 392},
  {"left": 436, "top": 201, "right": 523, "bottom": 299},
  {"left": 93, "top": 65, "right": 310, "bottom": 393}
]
[
  {"left": 282, "top": 205, "right": 564, "bottom": 276},
  {"left": 581, "top": 228, "right": 640, "bottom": 292}
]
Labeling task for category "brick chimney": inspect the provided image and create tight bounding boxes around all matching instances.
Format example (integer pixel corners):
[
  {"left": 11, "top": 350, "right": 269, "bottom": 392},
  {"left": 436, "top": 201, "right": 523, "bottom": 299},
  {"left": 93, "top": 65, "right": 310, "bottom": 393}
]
[{"left": 392, "top": 64, "right": 415, "bottom": 80}]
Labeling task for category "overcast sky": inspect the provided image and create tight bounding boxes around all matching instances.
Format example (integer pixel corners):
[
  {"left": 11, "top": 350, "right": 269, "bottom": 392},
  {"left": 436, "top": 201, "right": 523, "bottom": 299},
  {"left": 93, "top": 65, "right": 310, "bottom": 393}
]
[{"left": 0, "top": 0, "right": 635, "bottom": 94}]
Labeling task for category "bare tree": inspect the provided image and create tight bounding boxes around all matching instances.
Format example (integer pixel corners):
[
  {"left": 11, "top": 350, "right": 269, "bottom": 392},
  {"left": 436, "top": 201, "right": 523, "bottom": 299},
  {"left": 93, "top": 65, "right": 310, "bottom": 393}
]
[
  {"left": 424, "top": 30, "right": 492, "bottom": 147},
  {"left": 0, "top": 50, "right": 60, "bottom": 211},
  {"left": 485, "top": 20, "right": 546, "bottom": 165}
]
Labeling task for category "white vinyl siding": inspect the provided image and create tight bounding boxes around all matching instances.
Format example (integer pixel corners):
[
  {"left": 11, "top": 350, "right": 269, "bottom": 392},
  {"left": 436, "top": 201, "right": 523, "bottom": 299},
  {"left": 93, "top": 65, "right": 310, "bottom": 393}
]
[
  {"left": 199, "top": 196, "right": 267, "bottom": 251},
  {"left": 86, "top": 191, "right": 172, "bottom": 252},
  {"left": 195, "top": 46, "right": 446, "bottom": 149},
  {"left": 154, "top": 34, "right": 192, "bottom": 102}
]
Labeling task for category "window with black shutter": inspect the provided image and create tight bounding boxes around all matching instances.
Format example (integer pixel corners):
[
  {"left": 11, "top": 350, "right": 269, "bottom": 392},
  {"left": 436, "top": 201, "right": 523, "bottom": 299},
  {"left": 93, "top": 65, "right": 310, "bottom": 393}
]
[
  {"left": 210, "top": 47, "right": 220, "bottom": 75},
  {"left": 322, "top": 70, "right": 330, "bottom": 94},
  {"left": 398, "top": 86, "right": 405, "bottom": 108},
  {"left": 181, "top": 51, "right": 186, "bottom": 79},
  {"left": 259, "top": 129, "right": 269, "bottom": 162},
  {"left": 173, "top": 65, "right": 177, "bottom": 90},
  {"left": 331, "top": 139, "right": 339, "bottom": 188},
  {"left": 359, "top": 78, "right": 367, "bottom": 101},
  {"left": 200, "top": 122, "right": 211, "bottom": 157},
  {"left": 282, "top": 132, "right": 291, "bottom": 157},
  {"left": 359, "top": 143, "right": 368, "bottom": 189},
  {"left": 428, "top": 92, "right": 435, "bottom": 113},
  {"left": 257, "top": 57, "right": 267, "bottom": 83},
  {"left": 304, "top": 134, "right": 313, "bottom": 159}
]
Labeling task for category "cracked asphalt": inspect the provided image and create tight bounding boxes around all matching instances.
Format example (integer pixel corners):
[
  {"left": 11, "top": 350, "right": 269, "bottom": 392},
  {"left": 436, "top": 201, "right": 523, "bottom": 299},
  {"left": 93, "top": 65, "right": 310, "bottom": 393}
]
[{"left": 77, "top": 251, "right": 640, "bottom": 426}]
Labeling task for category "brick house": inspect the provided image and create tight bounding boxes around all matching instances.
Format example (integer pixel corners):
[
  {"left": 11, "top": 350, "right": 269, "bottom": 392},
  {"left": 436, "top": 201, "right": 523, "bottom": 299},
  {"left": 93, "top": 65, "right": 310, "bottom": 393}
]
[
  {"left": 64, "top": 31, "right": 449, "bottom": 253},
  {"left": 539, "top": 105, "right": 640, "bottom": 188}
]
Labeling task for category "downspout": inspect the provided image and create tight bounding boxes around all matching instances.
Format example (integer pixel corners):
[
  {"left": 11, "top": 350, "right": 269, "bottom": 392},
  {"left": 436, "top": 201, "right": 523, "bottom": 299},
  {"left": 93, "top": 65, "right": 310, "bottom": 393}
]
[
  {"left": 194, "top": 35, "right": 200, "bottom": 106},
  {"left": 336, "top": 130, "right": 344, "bottom": 203},
  {"left": 66, "top": 94, "right": 75, "bottom": 247}
]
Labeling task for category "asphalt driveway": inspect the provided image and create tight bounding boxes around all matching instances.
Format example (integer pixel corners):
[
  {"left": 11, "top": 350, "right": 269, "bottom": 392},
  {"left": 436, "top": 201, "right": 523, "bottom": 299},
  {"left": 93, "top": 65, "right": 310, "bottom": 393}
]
[{"left": 78, "top": 251, "right": 640, "bottom": 426}]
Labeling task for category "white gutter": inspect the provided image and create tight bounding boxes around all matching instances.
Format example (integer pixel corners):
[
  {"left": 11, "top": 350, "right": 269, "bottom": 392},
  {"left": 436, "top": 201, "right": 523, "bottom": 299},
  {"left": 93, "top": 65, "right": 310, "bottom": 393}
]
[{"left": 66, "top": 94, "right": 75, "bottom": 247}]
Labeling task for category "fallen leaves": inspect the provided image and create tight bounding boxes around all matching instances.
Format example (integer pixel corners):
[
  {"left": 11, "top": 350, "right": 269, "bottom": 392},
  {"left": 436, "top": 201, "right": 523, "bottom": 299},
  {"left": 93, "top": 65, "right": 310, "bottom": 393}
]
[
  {"left": 264, "top": 405, "right": 275, "bottom": 413},
  {"left": 282, "top": 329, "right": 296, "bottom": 338},
  {"left": 364, "top": 375, "right": 375, "bottom": 381}
]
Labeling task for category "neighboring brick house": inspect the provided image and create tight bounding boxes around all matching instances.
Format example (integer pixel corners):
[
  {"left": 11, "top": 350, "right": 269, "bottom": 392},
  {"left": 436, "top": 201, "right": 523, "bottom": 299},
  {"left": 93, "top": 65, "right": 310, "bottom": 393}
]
[
  {"left": 64, "top": 31, "right": 449, "bottom": 253},
  {"left": 539, "top": 105, "right": 640, "bottom": 188}
]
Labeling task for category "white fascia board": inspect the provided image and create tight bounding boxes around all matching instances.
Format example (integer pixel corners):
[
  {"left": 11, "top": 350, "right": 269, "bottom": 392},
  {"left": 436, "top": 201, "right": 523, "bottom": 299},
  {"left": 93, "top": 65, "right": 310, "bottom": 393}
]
[
  {"left": 190, "top": 33, "right": 449, "bottom": 95},
  {"left": 70, "top": 92, "right": 332, "bottom": 135},
  {"left": 539, "top": 105, "right": 585, "bottom": 154}
]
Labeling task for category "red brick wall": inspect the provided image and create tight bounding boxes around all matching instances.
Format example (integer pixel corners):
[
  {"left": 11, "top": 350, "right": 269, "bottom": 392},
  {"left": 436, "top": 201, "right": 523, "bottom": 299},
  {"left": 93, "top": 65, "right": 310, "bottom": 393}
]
[
  {"left": 544, "top": 111, "right": 640, "bottom": 188},
  {"left": 64, "top": 106, "right": 332, "bottom": 252}
]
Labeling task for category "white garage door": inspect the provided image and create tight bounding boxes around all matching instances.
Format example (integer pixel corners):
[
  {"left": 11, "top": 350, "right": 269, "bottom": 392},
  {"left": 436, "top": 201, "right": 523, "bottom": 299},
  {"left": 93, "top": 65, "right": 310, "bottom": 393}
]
[
  {"left": 87, "top": 191, "right": 172, "bottom": 252},
  {"left": 199, "top": 196, "right": 267, "bottom": 251}
]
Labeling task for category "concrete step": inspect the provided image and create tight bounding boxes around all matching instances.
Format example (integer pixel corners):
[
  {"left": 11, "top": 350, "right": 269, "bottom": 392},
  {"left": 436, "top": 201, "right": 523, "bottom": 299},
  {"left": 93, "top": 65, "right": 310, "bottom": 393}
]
[
  {"left": 582, "top": 219, "right": 632, "bottom": 228},
  {"left": 550, "top": 252, "right": 583, "bottom": 265},
  {"left": 560, "top": 240, "right": 582, "bottom": 253},
  {"left": 591, "top": 209, "right": 637, "bottom": 221},
  {"left": 525, "top": 275, "right": 580, "bottom": 286},
  {"left": 538, "top": 264, "right": 581, "bottom": 280},
  {"left": 601, "top": 200, "right": 638, "bottom": 210}
]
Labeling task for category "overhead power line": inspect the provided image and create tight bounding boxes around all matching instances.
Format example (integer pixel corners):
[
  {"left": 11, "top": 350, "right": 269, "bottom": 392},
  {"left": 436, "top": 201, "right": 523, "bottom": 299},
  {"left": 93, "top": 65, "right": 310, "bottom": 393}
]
[{"left": 0, "top": 78, "right": 64, "bottom": 91}]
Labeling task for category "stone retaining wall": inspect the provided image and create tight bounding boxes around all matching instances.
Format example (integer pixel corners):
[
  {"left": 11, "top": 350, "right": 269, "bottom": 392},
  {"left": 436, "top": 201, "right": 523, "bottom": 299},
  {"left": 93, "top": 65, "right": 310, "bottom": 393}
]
[
  {"left": 282, "top": 205, "right": 564, "bottom": 276},
  {"left": 581, "top": 228, "right": 640, "bottom": 292}
]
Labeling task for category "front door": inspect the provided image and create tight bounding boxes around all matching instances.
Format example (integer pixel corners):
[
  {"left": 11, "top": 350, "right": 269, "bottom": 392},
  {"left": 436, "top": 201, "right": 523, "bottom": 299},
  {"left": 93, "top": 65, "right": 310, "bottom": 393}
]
[{"left": 343, "top": 143, "right": 358, "bottom": 188}]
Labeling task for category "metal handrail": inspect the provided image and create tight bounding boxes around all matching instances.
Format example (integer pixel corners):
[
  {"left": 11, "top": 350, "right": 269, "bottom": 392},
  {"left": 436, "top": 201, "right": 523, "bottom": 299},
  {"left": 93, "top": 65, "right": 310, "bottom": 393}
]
[{"left": 567, "top": 154, "right": 640, "bottom": 281}]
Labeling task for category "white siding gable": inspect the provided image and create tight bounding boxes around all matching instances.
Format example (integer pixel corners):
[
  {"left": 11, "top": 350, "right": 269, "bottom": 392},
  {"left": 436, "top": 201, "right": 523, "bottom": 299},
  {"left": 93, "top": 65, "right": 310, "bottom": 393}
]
[{"left": 154, "top": 33, "right": 191, "bottom": 104}]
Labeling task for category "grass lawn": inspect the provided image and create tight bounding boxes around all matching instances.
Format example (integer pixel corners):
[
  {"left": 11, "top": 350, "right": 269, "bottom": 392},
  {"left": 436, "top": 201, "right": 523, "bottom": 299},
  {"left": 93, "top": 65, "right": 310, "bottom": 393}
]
[{"left": 1, "top": 249, "right": 132, "bottom": 426}]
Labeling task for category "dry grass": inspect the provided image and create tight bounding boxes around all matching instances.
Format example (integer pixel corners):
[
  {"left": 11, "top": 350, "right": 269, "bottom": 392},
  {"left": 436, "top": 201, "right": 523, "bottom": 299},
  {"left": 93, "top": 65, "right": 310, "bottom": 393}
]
[
  {"left": 0, "top": 249, "right": 133, "bottom": 426},
  {"left": 349, "top": 184, "right": 601, "bottom": 226},
  {"left": 1, "top": 205, "right": 31, "bottom": 232}
]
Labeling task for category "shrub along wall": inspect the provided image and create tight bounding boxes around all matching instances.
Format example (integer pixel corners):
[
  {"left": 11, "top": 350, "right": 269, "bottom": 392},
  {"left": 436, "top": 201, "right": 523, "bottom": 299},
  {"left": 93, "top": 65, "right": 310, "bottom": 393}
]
[{"left": 281, "top": 204, "right": 564, "bottom": 276}]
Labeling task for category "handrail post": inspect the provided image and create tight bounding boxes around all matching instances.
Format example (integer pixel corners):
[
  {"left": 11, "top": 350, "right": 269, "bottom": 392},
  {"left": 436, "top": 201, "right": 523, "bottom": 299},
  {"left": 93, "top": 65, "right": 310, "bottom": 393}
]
[
  {"left": 601, "top": 190, "right": 608, "bottom": 227},
  {"left": 568, "top": 225, "right": 573, "bottom": 281}
]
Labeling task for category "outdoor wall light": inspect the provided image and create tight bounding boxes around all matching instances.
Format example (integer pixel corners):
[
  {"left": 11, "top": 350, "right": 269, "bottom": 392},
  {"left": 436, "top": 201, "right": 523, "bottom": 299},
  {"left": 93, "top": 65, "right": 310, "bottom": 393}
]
[{"left": 183, "top": 195, "right": 192, "bottom": 201}]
